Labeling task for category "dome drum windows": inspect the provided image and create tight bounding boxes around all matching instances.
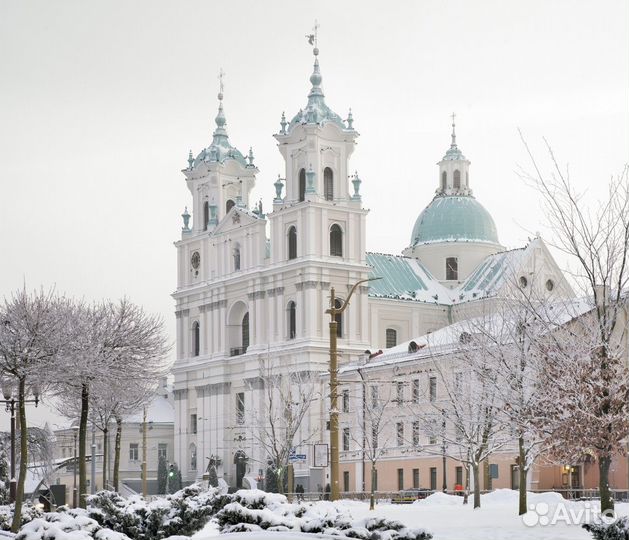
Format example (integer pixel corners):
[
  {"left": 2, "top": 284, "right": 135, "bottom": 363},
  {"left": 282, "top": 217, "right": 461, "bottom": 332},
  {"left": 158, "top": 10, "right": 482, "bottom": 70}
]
[
  {"left": 446, "top": 257, "right": 458, "bottom": 281},
  {"left": 330, "top": 224, "right": 343, "bottom": 257},
  {"left": 441, "top": 171, "right": 447, "bottom": 191}
]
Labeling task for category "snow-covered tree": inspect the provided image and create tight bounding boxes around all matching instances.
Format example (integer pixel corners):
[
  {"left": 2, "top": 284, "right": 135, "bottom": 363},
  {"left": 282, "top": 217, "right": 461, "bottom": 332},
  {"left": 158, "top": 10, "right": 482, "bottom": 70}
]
[
  {"left": 0, "top": 287, "right": 71, "bottom": 531},
  {"left": 418, "top": 334, "right": 509, "bottom": 509},
  {"left": 520, "top": 141, "right": 629, "bottom": 513},
  {"left": 351, "top": 369, "right": 394, "bottom": 510},
  {"left": 157, "top": 455, "right": 168, "bottom": 494},
  {"left": 249, "top": 359, "right": 318, "bottom": 495}
]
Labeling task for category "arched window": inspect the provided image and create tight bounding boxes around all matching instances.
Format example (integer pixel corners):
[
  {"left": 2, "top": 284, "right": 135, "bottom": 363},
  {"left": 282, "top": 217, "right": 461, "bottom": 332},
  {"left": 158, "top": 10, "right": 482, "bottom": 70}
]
[
  {"left": 334, "top": 298, "right": 343, "bottom": 338},
  {"left": 441, "top": 171, "right": 447, "bottom": 191},
  {"left": 386, "top": 328, "right": 397, "bottom": 348},
  {"left": 288, "top": 226, "right": 297, "bottom": 260},
  {"left": 446, "top": 257, "right": 458, "bottom": 280},
  {"left": 190, "top": 443, "right": 197, "bottom": 471},
  {"left": 192, "top": 321, "right": 200, "bottom": 357},
  {"left": 298, "top": 168, "right": 306, "bottom": 202},
  {"left": 453, "top": 170, "right": 461, "bottom": 189},
  {"left": 324, "top": 167, "right": 334, "bottom": 201},
  {"left": 203, "top": 201, "right": 209, "bottom": 231},
  {"left": 226, "top": 199, "right": 235, "bottom": 214},
  {"left": 242, "top": 312, "right": 250, "bottom": 350},
  {"left": 287, "top": 301, "right": 296, "bottom": 339},
  {"left": 330, "top": 224, "right": 343, "bottom": 257},
  {"left": 234, "top": 244, "right": 241, "bottom": 271}
]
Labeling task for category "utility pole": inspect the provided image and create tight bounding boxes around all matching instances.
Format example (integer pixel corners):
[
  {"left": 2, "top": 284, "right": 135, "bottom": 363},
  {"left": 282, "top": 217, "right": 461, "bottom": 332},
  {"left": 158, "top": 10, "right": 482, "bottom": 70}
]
[
  {"left": 142, "top": 407, "right": 148, "bottom": 497},
  {"left": 326, "top": 277, "right": 379, "bottom": 501}
]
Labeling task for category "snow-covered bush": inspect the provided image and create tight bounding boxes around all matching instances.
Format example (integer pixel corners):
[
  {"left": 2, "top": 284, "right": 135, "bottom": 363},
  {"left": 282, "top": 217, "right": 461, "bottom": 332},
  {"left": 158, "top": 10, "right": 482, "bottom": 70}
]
[
  {"left": 87, "top": 484, "right": 226, "bottom": 540},
  {"left": 583, "top": 517, "right": 629, "bottom": 540},
  {"left": 0, "top": 502, "right": 44, "bottom": 531},
  {"left": 216, "top": 489, "right": 432, "bottom": 540},
  {"left": 15, "top": 508, "right": 130, "bottom": 540}
]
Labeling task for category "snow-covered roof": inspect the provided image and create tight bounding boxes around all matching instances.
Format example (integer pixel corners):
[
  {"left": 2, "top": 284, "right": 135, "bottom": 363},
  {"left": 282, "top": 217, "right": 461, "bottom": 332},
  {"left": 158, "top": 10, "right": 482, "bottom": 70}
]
[
  {"left": 366, "top": 252, "right": 454, "bottom": 304},
  {"left": 125, "top": 394, "right": 174, "bottom": 424}
]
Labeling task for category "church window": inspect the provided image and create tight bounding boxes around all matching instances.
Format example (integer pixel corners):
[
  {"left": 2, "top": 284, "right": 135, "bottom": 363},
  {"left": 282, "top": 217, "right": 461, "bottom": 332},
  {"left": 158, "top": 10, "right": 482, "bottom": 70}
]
[
  {"left": 189, "top": 443, "right": 197, "bottom": 471},
  {"left": 236, "top": 392, "right": 245, "bottom": 424},
  {"left": 453, "top": 170, "right": 461, "bottom": 189},
  {"left": 241, "top": 313, "right": 250, "bottom": 350},
  {"left": 330, "top": 224, "right": 343, "bottom": 257},
  {"left": 203, "top": 201, "right": 209, "bottom": 231},
  {"left": 446, "top": 257, "right": 458, "bottom": 280},
  {"left": 441, "top": 171, "right": 447, "bottom": 191},
  {"left": 299, "top": 168, "right": 306, "bottom": 202},
  {"left": 234, "top": 244, "right": 241, "bottom": 271},
  {"left": 226, "top": 199, "right": 235, "bottom": 214},
  {"left": 192, "top": 321, "right": 200, "bottom": 357},
  {"left": 324, "top": 167, "right": 334, "bottom": 201},
  {"left": 288, "top": 301, "right": 296, "bottom": 339},
  {"left": 288, "top": 226, "right": 297, "bottom": 260},
  {"left": 385, "top": 328, "right": 397, "bottom": 348},
  {"left": 334, "top": 298, "right": 343, "bottom": 338}
]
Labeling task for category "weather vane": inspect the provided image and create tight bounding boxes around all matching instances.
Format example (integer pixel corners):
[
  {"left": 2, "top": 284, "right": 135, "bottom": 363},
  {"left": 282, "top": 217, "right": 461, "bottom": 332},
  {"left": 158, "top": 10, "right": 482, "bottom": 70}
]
[{"left": 306, "top": 19, "right": 319, "bottom": 49}]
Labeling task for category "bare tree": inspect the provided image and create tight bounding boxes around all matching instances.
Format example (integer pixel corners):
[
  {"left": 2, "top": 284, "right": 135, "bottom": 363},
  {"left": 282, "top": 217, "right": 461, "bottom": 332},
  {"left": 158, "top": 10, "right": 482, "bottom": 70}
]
[
  {"left": 419, "top": 336, "right": 509, "bottom": 509},
  {"left": 0, "top": 287, "right": 71, "bottom": 531},
  {"left": 520, "top": 138, "right": 629, "bottom": 512},
  {"left": 350, "top": 371, "right": 394, "bottom": 510},
  {"left": 249, "top": 358, "right": 318, "bottom": 495}
]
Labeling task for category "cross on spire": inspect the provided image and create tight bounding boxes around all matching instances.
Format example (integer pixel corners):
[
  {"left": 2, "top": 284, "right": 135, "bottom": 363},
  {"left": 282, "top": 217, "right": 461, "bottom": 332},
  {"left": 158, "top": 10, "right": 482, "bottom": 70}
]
[
  {"left": 451, "top": 112, "right": 457, "bottom": 147},
  {"left": 218, "top": 68, "right": 225, "bottom": 99}
]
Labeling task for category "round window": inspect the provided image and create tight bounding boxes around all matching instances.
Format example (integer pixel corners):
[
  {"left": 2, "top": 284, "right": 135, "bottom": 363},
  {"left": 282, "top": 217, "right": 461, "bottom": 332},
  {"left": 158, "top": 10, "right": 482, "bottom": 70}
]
[
  {"left": 519, "top": 276, "right": 528, "bottom": 288},
  {"left": 546, "top": 279, "right": 554, "bottom": 291},
  {"left": 191, "top": 251, "right": 200, "bottom": 270}
]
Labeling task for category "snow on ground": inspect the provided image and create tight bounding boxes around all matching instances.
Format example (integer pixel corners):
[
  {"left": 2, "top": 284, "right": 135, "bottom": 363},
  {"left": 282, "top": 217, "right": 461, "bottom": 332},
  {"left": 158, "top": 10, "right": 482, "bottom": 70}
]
[
  {"left": 347, "top": 490, "right": 629, "bottom": 540},
  {"left": 192, "top": 489, "right": 629, "bottom": 540}
]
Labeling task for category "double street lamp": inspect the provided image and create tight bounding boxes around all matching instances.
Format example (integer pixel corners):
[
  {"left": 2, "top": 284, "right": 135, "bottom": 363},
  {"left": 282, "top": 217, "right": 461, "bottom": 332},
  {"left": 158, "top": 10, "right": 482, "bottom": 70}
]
[
  {"left": 0, "top": 381, "right": 40, "bottom": 503},
  {"left": 326, "top": 277, "right": 379, "bottom": 502}
]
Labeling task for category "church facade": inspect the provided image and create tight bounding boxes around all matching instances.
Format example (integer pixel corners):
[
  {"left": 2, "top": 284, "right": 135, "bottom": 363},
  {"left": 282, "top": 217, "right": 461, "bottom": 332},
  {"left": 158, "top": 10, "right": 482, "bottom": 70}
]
[{"left": 171, "top": 45, "right": 572, "bottom": 491}]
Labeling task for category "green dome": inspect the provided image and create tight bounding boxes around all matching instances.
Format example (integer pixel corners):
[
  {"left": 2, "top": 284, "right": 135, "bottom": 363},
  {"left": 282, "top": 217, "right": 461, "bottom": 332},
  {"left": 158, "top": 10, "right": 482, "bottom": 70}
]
[{"left": 410, "top": 195, "right": 500, "bottom": 246}]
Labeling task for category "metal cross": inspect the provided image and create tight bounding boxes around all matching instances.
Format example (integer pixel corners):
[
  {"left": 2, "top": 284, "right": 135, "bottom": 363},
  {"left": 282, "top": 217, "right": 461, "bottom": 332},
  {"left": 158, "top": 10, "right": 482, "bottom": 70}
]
[{"left": 218, "top": 68, "right": 225, "bottom": 95}]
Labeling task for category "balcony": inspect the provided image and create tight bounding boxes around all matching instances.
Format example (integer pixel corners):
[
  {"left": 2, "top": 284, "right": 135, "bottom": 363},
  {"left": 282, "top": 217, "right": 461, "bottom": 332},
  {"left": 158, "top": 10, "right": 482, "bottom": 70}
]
[{"left": 230, "top": 346, "right": 247, "bottom": 357}]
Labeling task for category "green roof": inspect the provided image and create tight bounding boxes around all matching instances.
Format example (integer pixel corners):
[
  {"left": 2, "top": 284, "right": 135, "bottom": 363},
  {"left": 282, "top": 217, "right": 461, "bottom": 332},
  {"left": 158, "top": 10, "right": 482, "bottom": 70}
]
[{"left": 410, "top": 195, "right": 500, "bottom": 246}]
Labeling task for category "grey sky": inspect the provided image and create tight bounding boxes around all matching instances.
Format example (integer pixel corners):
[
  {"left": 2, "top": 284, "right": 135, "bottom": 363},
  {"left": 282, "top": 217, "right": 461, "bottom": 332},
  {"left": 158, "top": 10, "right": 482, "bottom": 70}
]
[{"left": 0, "top": 0, "right": 627, "bottom": 426}]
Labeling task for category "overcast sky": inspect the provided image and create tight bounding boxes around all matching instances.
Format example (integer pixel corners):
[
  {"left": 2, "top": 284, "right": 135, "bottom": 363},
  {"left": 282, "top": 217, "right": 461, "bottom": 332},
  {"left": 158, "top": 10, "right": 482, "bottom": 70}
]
[{"left": 0, "top": 1, "right": 627, "bottom": 426}]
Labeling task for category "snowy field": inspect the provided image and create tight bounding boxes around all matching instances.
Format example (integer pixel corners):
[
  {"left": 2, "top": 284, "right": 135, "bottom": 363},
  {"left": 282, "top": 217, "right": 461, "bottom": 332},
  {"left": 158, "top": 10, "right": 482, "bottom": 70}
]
[{"left": 190, "top": 489, "right": 628, "bottom": 540}]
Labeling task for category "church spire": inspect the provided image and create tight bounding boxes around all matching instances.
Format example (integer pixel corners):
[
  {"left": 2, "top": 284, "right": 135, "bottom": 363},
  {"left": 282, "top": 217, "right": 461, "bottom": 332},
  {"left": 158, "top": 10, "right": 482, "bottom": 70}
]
[{"left": 450, "top": 112, "right": 457, "bottom": 148}]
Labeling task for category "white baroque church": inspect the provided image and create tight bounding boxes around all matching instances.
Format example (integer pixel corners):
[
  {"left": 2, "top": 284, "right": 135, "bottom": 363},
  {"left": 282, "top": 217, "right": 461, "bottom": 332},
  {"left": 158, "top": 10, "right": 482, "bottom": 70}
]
[{"left": 171, "top": 45, "right": 568, "bottom": 491}]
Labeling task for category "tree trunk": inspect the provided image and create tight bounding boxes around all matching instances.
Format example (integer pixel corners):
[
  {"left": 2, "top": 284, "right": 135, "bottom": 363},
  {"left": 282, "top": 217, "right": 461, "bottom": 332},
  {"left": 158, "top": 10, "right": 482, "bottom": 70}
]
[
  {"left": 369, "top": 463, "right": 376, "bottom": 510},
  {"left": 113, "top": 416, "right": 122, "bottom": 491},
  {"left": 471, "top": 462, "right": 481, "bottom": 509},
  {"left": 79, "top": 383, "right": 89, "bottom": 508},
  {"left": 463, "top": 463, "right": 470, "bottom": 505},
  {"left": 518, "top": 435, "right": 528, "bottom": 515},
  {"left": 599, "top": 455, "right": 613, "bottom": 513},
  {"left": 102, "top": 427, "right": 108, "bottom": 490},
  {"left": 10, "top": 379, "right": 27, "bottom": 533}
]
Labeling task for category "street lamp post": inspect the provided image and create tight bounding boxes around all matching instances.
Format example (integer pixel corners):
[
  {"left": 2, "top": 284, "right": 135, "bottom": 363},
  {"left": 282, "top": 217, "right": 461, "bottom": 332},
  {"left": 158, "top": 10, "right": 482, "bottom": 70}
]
[
  {"left": 0, "top": 381, "right": 39, "bottom": 503},
  {"left": 326, "top": 277, "right": 379, "bottom": 502},
  {"left": 72, "top": 426, "right": 79, "bottom": 508}
]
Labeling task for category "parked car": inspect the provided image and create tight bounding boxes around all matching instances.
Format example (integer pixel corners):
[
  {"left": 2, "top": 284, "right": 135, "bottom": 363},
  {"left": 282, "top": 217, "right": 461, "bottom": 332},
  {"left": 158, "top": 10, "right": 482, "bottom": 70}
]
[{"left": 391, "top": 488, "right": 433, "bottom": 504}]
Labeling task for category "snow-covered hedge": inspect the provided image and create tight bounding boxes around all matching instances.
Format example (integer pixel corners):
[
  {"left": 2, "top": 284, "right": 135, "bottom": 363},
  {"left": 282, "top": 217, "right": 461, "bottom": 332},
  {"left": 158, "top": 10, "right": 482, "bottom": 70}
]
[
  {"left": 0, "top": 503, "right": 43, "bottom": 531},
  {"left": 583, "top": 516, "right": 629, "bottom": 540},
  {"left": 87, "top": 484, "right": 226, "bottom": 540},
  {"left": 216, "top": 490, "right": 432, "bottom": 540}
]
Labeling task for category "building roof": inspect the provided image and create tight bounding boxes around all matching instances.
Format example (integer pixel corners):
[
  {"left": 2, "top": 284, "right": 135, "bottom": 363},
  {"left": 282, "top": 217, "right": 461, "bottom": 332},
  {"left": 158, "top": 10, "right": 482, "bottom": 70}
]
[
  {"left": 123, "top": 394, "right": 174, "bottom": 424},
  {"left": 410, "top": 195, "right": 500, "bottom": 247},
  {"left": 366, "top": 252, "right": 454, "bottom": 304}
]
